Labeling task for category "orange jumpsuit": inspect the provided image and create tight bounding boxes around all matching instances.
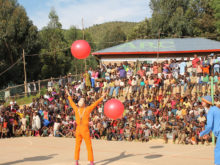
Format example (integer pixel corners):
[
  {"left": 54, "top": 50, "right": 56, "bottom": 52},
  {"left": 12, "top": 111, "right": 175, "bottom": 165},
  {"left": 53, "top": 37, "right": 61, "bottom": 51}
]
[{"left": 68, "top": 96, "right": 103, "bottom": 161}]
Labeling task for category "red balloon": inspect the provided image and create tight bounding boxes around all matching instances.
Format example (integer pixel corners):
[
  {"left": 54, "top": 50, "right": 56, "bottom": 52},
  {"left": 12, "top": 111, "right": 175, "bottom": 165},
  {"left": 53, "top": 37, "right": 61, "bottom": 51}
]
[
  {"left": 71, "top": 40, "right": 91, "bottom": 59},
  {"left": 104, "top": 99, "right": 124, "bottom": 120}
]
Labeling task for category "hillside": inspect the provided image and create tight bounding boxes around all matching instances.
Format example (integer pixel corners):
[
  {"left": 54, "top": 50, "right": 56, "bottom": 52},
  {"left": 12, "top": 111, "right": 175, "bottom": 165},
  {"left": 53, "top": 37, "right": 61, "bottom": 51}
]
[{"left": 85, "top": 21, "right": 138, "bottom": 44}]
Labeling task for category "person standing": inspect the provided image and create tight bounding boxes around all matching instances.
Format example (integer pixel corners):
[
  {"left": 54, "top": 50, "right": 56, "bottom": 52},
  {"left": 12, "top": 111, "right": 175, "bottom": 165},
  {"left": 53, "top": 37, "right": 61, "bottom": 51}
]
[
  {"left": 192, "top": 54, "right": 200, "bottom": 74},
  {"left": 66, "top": 89, "right": 107, "bottom": 165},
  {"left": 199, "top": 96, "right": 220, "bottom": 165}
]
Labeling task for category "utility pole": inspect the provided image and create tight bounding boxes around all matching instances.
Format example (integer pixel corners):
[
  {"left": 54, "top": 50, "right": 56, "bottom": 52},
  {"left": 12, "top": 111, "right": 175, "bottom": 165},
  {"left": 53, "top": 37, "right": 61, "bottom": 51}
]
[
  {"left": 157, "top": 30, "right": 161, "bottom": 60},
  {"left": 22, "top": 49, "right": 27, "bottom": 96},
  {"left": 82, "top": 18, "right": 87, "bottom": 71}
]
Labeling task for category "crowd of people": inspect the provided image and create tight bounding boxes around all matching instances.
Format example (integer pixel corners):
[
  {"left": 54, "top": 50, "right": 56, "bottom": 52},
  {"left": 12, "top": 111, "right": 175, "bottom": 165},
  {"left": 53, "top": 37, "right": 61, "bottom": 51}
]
[{"left": 0, "top": 53, "right": 220, "bottom": 145}]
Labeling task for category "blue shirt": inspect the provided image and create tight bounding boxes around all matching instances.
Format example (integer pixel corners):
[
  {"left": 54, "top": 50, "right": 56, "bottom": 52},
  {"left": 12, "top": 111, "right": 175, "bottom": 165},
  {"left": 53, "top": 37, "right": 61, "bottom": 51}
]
[
  {"left": 148, "top": 110, "right": 153, "bottom": 117},
  {"left": 200, "top": 106, "right": 220, "bottom": 137},
  {"left": 179, "top": 62, "right": 186, "bottom": 75},
  {"left": 171, "top": 109, "right": 177, "bottom": 116}
]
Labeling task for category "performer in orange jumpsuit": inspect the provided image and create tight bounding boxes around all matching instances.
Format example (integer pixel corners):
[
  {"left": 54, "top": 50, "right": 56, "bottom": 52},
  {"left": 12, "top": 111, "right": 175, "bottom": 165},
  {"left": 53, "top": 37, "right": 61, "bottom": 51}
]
[{"left": 66, "top": 89, "right": 106, "bottom": 165}]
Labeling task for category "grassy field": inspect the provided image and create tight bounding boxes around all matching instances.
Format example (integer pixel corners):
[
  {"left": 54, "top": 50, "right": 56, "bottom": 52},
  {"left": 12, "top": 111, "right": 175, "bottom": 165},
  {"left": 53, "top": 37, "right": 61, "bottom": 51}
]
[{"left": 4, "top": 93, "right": 40, "bottom": 106}]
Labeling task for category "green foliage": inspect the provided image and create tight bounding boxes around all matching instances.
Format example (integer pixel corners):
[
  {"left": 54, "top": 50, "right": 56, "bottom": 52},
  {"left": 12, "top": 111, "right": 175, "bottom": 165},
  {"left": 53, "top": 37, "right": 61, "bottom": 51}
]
[
  {"left": 5, "top": 93, "right": 40, "bottom": 106},
  {"left": 99, "top": 26, "right": 127, "bottom": 49},
  {"left": 213, "top": 0, "right": 220, "bottom": 35},
  {"left": 1, "top": 0, "right": 220, "bottom": 90},
  {"left": 0, "top": 0, "right": 40, "bottom": 88},
  {"left": 150, "top": 0, "right": 190, "bottom": 37},
  {"left": 63, "top": 26, "right": 97, "bottom": 74},
  {"left": 39, "top": 8, "right": 71, "bottom": 78},
  {"left": 149, "top": 0, "right": 217, "bottom": 38},
  {"left": 86, "top": 21, "right": 137, "bottom": 50},
  {"left": 128, "top": 18, "right": 152, "bottom": 40}
]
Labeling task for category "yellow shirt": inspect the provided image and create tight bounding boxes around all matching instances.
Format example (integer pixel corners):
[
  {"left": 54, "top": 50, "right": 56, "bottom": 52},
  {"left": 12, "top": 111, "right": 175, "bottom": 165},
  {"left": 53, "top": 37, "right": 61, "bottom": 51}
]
[
  {"left": 183, "top": 102, "right": 191, "bottom": 108},
  {"left": 16, "top": 112, "right": 24, "bottom": 118},
  {"left": 148, "top": 97, "right": 153, "bottom": 102},
  {"left": 171, "top": 79, "right": 176, "bottom": 84},
  {"left": 181, "top": 109, "right": 187, "bottom": 116},
  {"left": 109, "top": 82, "right": 115, "bottom": 87}
]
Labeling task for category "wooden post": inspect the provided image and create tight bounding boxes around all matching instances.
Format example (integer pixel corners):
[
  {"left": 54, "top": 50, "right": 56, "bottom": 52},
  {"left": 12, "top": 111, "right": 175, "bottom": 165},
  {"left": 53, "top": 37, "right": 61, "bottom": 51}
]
[
  {"left": 157, "top": 31, "right": 160, "bottom": 60},
  {"left": 38, "top": 80, "right": 41, "bottom": 95},
  {"left": 22, "top": 49, "right": 27, "bottom": 96},
  {"left": 82, "top": 17, "right": 87, "bottom": 72},
  {"left": 211, "top": 76, "right": 216, "bottom": 145}
]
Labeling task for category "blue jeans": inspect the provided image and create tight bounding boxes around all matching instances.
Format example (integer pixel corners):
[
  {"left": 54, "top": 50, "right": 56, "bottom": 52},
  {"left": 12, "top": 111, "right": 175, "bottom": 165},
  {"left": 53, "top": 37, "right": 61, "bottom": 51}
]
[
  {"left": 109, "top": 87, "right": 115, "bottom": 96},
  {"left": 115, "top": 86, "right": 120, "bottom": 96},
  {"left": 91, "top": 78, "right": 95, "bottom": 88},
  {"left": 109, "top": 87, "right": 120, "bottom": 96}
]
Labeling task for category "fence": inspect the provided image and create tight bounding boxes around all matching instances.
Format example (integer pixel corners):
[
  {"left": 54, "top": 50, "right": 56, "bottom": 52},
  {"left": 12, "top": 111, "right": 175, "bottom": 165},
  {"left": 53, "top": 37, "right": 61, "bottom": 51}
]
[{"left": 0, "top": 74, "right": 82, "bottom": 102}]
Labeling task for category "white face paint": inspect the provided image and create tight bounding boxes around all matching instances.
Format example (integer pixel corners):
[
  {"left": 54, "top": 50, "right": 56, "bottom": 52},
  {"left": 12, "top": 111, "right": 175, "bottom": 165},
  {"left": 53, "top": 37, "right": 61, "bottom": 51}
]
[{"left": 78, "top": 98, "right": 85, "bottom": 107}]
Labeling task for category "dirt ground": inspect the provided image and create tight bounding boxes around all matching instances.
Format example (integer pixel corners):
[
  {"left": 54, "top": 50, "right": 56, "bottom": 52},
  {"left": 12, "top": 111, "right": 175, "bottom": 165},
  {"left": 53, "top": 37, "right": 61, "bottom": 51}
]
[{"left": 0, "top": 137, "right": 214, "bottom": 165}]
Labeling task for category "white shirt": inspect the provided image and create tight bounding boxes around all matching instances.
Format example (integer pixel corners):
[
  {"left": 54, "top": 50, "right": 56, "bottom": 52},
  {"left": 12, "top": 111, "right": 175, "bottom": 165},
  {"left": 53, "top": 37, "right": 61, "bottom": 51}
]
[
  {"left": 54, "top": 122, "right": 60, "bottom": 131},
  {"left": 120, "top": 81, "right": 124, "bottom": 87},
  {"left": 131, "top": 80, "right": 137, "bottom": 86},
  {"left": 21, "top": 118, "right": 27, "bottom": 126}
]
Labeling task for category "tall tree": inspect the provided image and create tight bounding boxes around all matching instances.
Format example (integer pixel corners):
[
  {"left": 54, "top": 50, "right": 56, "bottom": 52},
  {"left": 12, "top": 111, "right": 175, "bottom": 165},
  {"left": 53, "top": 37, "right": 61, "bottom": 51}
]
[
  {"left": 213, "top": 0, "right": 220, "bottom": 36},
  {"left": 150, "top": 0, "right": 190, "bottom": 37},
  {"left": 128, "top": 18, "right": 152, "bottom": 40},
  {"left": 185, "top": 0, "right": 216, "bottom": 37},
  {"left": 64, "top": 26, "right": 97, "bottom": 74},
  {"left": 149, "top": 0, "right": 216, "bottom": 38},
  {"left": 39, "top": 8, "right": 70, "bottom": 78},
  {"left": 0, "top": 0, "right": 40, "bottom": 88}
]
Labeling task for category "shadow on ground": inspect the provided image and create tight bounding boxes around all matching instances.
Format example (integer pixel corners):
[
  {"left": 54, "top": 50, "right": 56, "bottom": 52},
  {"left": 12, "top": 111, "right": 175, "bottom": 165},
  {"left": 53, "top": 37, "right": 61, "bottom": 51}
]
[
  {"left": 145, "top": 154, "right": 163, "bottom": 159},
  {"left": 96, "top": 151, "right": 134, "bottom": 165},
  {"left": 150, "top": 145, "right": 164, "bottom": 149},
  {"left": 0, "top": 154, "right": 58, "bottom": 165}
]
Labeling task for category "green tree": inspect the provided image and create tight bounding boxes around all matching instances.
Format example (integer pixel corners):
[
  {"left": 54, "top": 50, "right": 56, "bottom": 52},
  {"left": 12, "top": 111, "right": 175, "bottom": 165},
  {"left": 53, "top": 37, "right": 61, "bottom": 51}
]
[
  {"left": 128, "top": 18, "right": 152, "bottom": 40},
  {"left": 39, "top": 8, "right": 70, "bottom": 78},
  {"left": 150, "top": 0, "right": 190, "bottom": 37},
  {"left": 149, "top": 0, "right": 216, "bottom": 38},
  {"left": 185, "top": 0, "right": 216, "bottom": 37},
  {"left": 64, "top": 26, "right": 97, "bottom": 74},
  {"left": 0, "top": 0, "right": 40, "bottom": 88},
  {"left": 100, "top": 26, "right": 126, "bottom": 49},
  {"left": 85, "top": 21, "right": 137, "bottom": 50},
  {"left": 213, "top": 0, "right": 220, "bottom": 35}
]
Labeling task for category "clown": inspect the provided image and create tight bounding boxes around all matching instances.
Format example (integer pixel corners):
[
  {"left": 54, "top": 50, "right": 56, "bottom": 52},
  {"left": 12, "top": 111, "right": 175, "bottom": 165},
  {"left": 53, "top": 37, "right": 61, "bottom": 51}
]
[
  {"left": 200, "top": 95, "right": 220, "bottom": 165},
  {"left": 66, "top": 89, "right": 106, "bottom": 165}
]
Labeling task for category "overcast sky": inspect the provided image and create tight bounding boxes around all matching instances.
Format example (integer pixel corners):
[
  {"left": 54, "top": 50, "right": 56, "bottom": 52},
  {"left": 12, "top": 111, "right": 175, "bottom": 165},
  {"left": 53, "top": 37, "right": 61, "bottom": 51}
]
[{"left": 18, "top": 0, "right": 152, "bottom": 30}]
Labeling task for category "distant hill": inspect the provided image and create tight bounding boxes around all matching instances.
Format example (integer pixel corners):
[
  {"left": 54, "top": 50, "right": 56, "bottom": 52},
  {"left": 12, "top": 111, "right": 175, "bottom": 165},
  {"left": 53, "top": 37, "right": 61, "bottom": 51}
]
[{"left": 85, "top": 21, "right": 138, "bottom": 44}]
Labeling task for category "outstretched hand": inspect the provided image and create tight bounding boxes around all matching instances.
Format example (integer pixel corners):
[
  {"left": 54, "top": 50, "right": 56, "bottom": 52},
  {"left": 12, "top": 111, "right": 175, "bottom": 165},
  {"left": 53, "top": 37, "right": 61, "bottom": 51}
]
[
  {"left": 102, "top": 91, "right": 108, "bottom": 98},
  {"left": 65, "top": 89, "right": 70, "bottom": 96}
]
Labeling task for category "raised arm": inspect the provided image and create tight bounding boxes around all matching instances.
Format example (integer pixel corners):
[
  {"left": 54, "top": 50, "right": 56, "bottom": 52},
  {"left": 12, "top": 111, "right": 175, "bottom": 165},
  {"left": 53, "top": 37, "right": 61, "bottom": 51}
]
[
  {"left": 65, "top": 89, "right": 78, "bottom": 112},
  {"left": 87, "top": 97, "right": 104, "bottom": 114},
  {"left": 200, "top": 108, "right": 214, "bottom": 137},
  {"left": 87, "top": 92, "right": 107, "bottom": 114}
]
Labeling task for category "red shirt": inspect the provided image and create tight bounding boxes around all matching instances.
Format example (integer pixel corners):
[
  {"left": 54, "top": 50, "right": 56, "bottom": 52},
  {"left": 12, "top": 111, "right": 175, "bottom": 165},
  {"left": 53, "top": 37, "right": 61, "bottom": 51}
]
[
  {"left": 192, "top": 58, "right": 200, "bottom": 68},
  {"left": 154, "top": 78, "right": 161, "bottom": 85},
  {"left": 3, "top": 122, "right": 7, "bottom": 128},
  {"left": 137, "top": 70, "right": 145, "bottom": 77},
  {"left": 158, "top": 95, "right": 163, "bottom": 102}
]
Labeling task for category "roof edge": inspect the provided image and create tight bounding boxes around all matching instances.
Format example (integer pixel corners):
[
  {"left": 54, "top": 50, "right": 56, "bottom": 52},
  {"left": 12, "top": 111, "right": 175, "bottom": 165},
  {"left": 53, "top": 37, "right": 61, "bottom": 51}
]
[{"left": 92, "top": 49, "right": 220, "bottom": 56}]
